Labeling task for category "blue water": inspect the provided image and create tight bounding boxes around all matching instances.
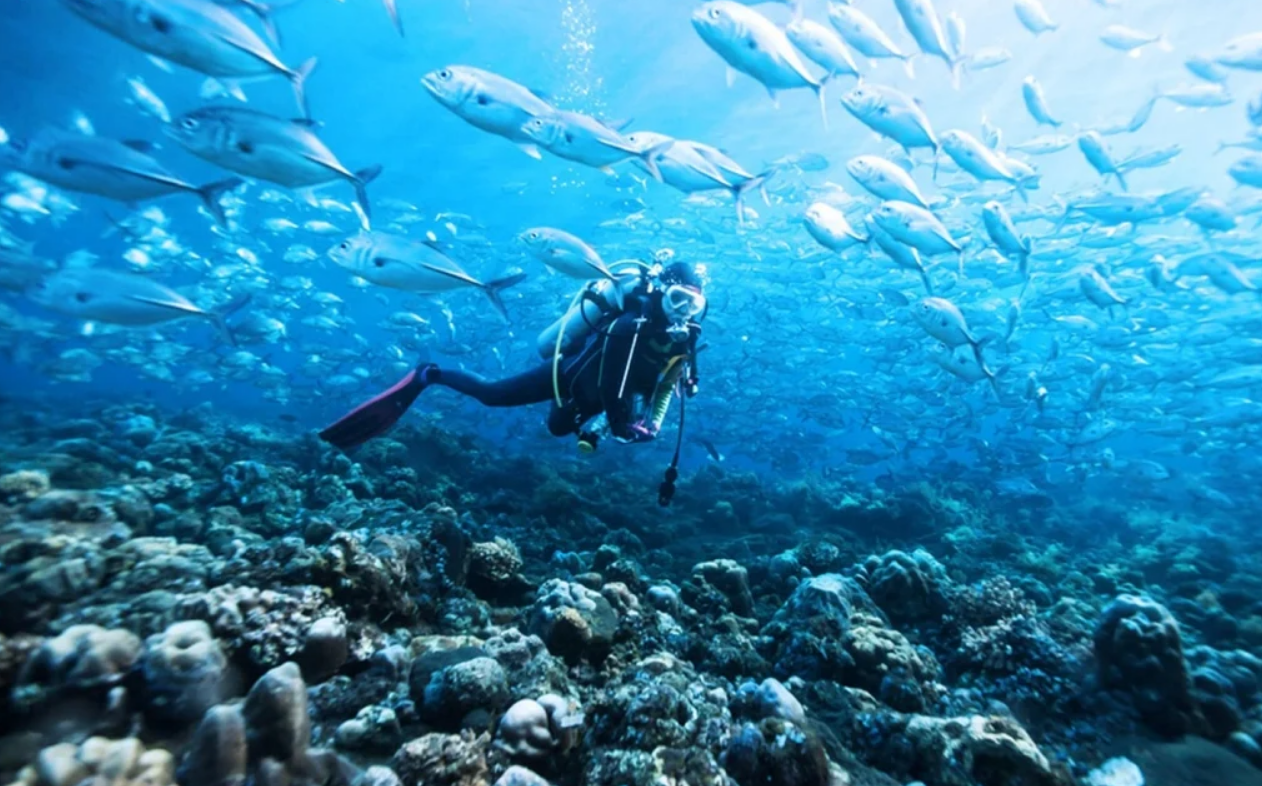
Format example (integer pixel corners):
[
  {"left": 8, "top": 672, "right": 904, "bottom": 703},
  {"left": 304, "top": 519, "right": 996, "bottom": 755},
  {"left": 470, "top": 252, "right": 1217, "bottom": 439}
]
[{"left": 3, "top": 0, "right": 1262, "bottom": 509}]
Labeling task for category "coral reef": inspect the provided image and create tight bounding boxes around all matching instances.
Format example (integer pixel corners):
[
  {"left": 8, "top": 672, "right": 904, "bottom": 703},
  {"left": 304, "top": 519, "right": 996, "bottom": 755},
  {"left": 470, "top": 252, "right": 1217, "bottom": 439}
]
[{"left": 1, "top": 400, "right": 1259, "bottom": 786}]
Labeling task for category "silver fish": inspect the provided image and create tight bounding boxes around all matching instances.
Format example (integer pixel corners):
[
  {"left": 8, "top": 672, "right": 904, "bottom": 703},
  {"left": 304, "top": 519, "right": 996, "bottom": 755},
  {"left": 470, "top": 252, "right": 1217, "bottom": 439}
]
[
  {"left": 1, "top": 128, "right": 240, "bottom": 224},
  {"left": 166, "top": 106, "right": 383, "bottom": 219},
  {"left": 30, "top": 268, "right": 250, "bottom": 342},
  {"left": 422, "top": 65, "right": 555, "bottom": 159},
  {"left": 328, "top": 231, "right": 525, "bottom": 321},
  {"left": 61, "top": 0, "right": 316, "bottom": 118}
]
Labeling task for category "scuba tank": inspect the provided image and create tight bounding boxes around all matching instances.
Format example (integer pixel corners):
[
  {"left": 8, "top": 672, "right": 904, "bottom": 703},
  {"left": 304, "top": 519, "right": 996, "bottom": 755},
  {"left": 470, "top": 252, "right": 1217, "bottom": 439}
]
[{"left": 535, "top": 266, "right": 645, "bottom": 359}]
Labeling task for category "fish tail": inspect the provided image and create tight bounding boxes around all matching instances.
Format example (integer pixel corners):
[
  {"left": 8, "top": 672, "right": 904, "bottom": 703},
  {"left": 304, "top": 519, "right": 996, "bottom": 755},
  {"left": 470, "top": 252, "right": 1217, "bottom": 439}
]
[
  {"left": 240, "top": 0, "right": 282, "bottom": 47},
  {"left": 290, "top": 57, "right": 318, "bottom": 121},
  {"left": 902, "top": 55, "right": 916, "bottom": 80},
  {"left": 210, "top": 293, "right": 253, "bottom": 346},
  {"left": 482, "top": 272, "right": 527, "bottom": 322},
  {"left": 918, "top": 267, "right": 934, "bottom": 295},
  {"left": 197, "top": 178, "right": 243, "bottom": 226},
  {"left": 949, "top": 56, "right": 963, "bottom": 91},
  {"left": 384, "top": 0, "right": 403, "bottom": 36},
  {"left": 732, "top": 170, "right": 772, "bottom": 224},
  {"left": 352, "top": 164, "right": 384, "bottom": 223},
  {"left": 1115, "top": 169, "right": 1129, "bottom": 192}
]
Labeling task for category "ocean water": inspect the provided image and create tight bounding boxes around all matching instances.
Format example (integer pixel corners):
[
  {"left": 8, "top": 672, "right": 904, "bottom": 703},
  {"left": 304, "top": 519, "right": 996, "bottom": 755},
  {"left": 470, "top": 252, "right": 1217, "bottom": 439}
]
[{"left": 3, "top": 1, "right": 1262, "bottom": 785}]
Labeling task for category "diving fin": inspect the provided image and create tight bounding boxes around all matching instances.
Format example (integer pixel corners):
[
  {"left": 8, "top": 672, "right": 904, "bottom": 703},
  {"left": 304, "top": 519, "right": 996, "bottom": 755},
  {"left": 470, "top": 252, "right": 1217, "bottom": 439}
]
[{"left": 318, "top": 364, "right": 433, "bottom": 450}]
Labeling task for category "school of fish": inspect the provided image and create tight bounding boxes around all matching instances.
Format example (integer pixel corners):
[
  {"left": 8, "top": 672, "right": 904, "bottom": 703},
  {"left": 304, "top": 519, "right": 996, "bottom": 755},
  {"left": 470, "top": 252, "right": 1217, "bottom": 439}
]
[{"left": 3, "top": 0, "right": 1262, "bottom": 512}]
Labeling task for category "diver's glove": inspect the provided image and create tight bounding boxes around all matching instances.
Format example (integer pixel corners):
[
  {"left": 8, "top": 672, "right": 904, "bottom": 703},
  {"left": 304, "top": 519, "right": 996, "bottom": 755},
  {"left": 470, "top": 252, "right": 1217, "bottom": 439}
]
[{"left": 616, "top": 420, "right": 658, "bottom": 444}]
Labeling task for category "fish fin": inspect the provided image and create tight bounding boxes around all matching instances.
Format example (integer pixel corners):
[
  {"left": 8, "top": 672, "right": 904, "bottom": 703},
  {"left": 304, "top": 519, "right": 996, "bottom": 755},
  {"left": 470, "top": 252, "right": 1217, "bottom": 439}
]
[
  {"left": 726, "top": 67, "right": 737, "bottom": 88},
  {"left": 146, "top": 55, "right": 174, "bottom": 74},
  {"left": 290, "top": 57, "right": 318, "bottom": 121},
  {"left": 638, "top": 140, "right": 675, "bottom": 183},
  {"left": 599, "top": 165, "right": 616, "bottom": 175},
  {"left": 121, "top": 139, "right": 158, "bottom": 154},
  {"left": 919, "top": 267, "right": 934, "bottom": 295},
  {"left": 815, "top": 75, "right": 830, "bottom": 130},
  {"left": 125, "top": 294, "right": 208, "bottom": 319},
  {"left": 209, "top": 293, "right": 253, "bottom": 346},
  {"left": 732, "top": 171, "right": 771, "bottom": 224},
  {"left": 1115, "top": 170, "right": 1129, "bottom": 192},
  {"left": 291, "top": 118, "right": 323, "bottom": 128},
  {"left": 601, "top": 117, "right": 634, "bottom": 132},
  {"left": 517, "top": 143, "right": 543, "bottom": 160},
  {"left": 903, "top": 56, "right": 916, "bottom": 80},
  {"left": 383, "top": 0, "right": 403, "bottom": 35},
  {"left": 197, "top": 178, "right": 243, "bottom": 226},
  {"left": 351, "top": 164, "right": 383, "bottom": 222},
  {"left": 237, "top": 0, "right": 282, "bottom": 47},
  {"left": 949, "top": 56, "right": 963, "bottom": 91},
  {"left": 596, "top": 136, "right": 641, "bottom": 156},
  {"left": 482, "top": 272, "right": 527, "bottom": 322},
  {"left": 766, "top": 87, "right": 780, "bottom": 109}
]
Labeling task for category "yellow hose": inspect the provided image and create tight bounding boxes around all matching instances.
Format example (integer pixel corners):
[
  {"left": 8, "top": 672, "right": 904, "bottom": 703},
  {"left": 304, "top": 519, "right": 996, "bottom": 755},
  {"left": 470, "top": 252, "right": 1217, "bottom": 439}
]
[{"left": 552, "top": 287, "right": 586, "bottom": 408}]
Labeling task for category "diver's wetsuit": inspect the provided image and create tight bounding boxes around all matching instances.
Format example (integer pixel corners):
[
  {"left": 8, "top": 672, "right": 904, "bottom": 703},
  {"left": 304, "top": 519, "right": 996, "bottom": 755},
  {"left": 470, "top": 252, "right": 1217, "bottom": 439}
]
[
  {"left": 431, "top": 308, "right": 696, "bottom": 439},
  {"left": 318, "top": 269, "right": 703, "bottom": 451}
]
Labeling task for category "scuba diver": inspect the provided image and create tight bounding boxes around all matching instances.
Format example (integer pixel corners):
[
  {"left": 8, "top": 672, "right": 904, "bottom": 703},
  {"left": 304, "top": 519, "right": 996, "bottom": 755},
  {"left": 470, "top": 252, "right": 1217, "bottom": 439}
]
[{"left": 318, "top": 258, "right": 707, "bottom": 458}]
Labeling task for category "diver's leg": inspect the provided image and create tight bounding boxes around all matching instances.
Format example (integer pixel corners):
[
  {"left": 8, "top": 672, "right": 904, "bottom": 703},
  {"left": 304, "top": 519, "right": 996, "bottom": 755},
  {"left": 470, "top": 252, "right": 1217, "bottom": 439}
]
[
  {"left": 319, "top": 364, "right": 434, "bottom": 450},
  {"left": 430, "top": 363, "right": 558, "bottom": 407}
]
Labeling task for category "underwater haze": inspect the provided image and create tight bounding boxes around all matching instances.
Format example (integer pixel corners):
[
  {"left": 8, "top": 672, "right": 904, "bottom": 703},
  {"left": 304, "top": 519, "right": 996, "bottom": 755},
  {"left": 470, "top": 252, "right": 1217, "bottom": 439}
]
[{"left": 3, "top": 1, "right": 1262, "bottom": 785}]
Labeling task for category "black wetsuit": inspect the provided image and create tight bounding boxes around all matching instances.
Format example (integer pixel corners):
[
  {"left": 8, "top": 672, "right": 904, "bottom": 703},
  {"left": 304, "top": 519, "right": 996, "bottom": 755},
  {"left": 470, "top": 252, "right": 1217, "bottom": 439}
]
[{"left": 430, "top": 301, "right": 696, "bottom": 439}]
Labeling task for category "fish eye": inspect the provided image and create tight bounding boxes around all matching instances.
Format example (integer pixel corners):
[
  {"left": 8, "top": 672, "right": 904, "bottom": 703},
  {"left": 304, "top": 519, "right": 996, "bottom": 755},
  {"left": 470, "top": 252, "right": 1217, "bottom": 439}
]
[
  {"left": 338, "top": 241, "right": 350, "bottom": 250},
  {"left": 373, "top": 258, "right": 386, "bottom": 267},
  {"left": 180, "top": 117, "right": 198, "bottom": 130},
  {"left": 529, "top": 231, "right": 539, "bottom": 239},
  {"left": 709, "top": 6, "right": 722, "bottom": 18},
  {"left": 75, "top": 292, "right": 90, "bottom": 303},
  {"left": 438, "top": 68, "right": 452, "bottom": 80}
]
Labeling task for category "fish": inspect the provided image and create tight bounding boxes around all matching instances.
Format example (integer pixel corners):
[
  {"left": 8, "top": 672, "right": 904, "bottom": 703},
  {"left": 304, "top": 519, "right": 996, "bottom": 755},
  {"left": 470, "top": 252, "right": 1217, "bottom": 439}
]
[
  {"left": 1116, "top": 144, "right": 1183, "bottom": 172},
  {"left": 1159, "top": 84, "right": 1233, "bottom": 109},
  {"left": 1077, "top": 131, "right": 1128, "bottom": 190},
  {"left": 940, "top": 129, "right": 1028, "bottom": 201},
  {"left": 785, "top": 18, "right": 860, "bottom": 79},
  {"left": 30, "top": 268, "right": 250, "bottom": 343},
  {"left": 803, "top": 202, "right": 868, "bottom": 253},
  {"left": 1100, "top": 26, "right": 1170, "bottom": 56},
  {"left": 847, "top": 155, "right": 930, "bottom": 208},
  {"left": 1079, "top": 266, "right": 1129, "bottom": 313},
  {"left": 1184, "top": 196, "right": 1238, "bottom": 233},
  {"left": 892, "top": 0, "right": 960, "bottom": 86},
  {"left": 1186, "top": 54, "right": 1230, "bottom": 84},
  {"left": 966, "top": 47, "right": 1012, "bottom": 71},
  {"left": 930, "top": 343, "right": 1000, "bottom": 394},
  {"left": 840, "top": 83, "right": 939, "bottom": 156},
  {"left": 327, "top": 230, "right": 527, "bottom": 321},
  {"left": 1021, "top": 76, "right": 1062, "bottom": 127},
  {"left": 1229, "top": 155, "right": 1262, "bottom": 188},
  {"left": 827, "top": 3, "right": 915, "bottom": 77},
  {"left": 1009, "top": 134, "right": 1074, "bottom": 155},
  {"left": 518, "top": 227, "right": 618, "bottom": 283},
  {"left": 692, "top": 1, "right": 830, "bottom": 126},
  {"left": 945, "top": 11, "right": 966, "bottom": 60},
  {"left": 1013, "top": 0, "right": 1058, "bottom": 35},
  {"left": 0, "top": 128, "right": 240, "bottom": 224},
  {"left": 523, "top": 111, "right": 671, "bottom": 180},
  {"left": 421, "top": 65, "right": 556, "bottom": 159},
  {"left": 871, "top": 201, "right": 962, "bottom": 263},
  {"left": 698, "top": 438, "right": 725, "bottom": 462},
  {"left": 615, "top": 132, "right": 769, "bottom": 223},
  {"left": 125, "top": 77, "right": 170, "bottom": 123},
  {"left": 982, "top": 201, "right": 1032, "bottom": 282},
  {"left": 61, "top": 0, "right": 317, "bottom": 118},
  {"left": 165, "top": 106, "right": 383, "bottom": 220},
  {"left": 867, "top": 218, "right": 934, "bottom": 294},
  {"left": 912, "top": 296, "right": 995, "bottom": 388},
  {"left": 1215, "top": 32, "right": 1262, "bottom": 71}
]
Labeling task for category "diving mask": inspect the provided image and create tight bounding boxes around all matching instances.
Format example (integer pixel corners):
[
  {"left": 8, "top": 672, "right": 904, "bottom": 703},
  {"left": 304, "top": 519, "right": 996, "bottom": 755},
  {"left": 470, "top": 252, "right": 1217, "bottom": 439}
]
[{"left": 662, "top": 284, "right": 705, "bottom": 338}]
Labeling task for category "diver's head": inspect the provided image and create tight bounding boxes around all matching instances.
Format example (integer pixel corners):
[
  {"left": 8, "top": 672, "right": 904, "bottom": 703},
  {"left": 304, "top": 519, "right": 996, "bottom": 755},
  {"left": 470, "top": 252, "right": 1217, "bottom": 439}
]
[{"left": 655, "top": 260, "right": 707, "bottom": 338}]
